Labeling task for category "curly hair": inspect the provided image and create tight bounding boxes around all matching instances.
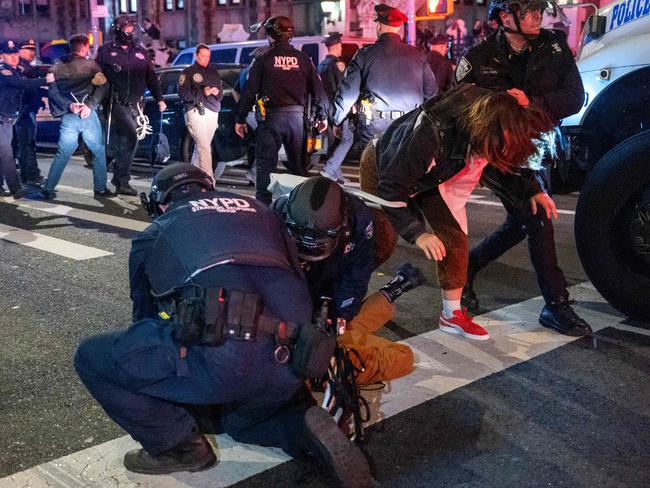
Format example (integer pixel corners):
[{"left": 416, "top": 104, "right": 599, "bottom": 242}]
[{"left": 459, "top": 92, "right": 555, "bottom": 173}]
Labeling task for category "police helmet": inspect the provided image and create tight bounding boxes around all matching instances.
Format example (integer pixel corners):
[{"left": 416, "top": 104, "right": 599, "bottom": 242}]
[
  {"left": 264, "top": 16, "right": 294, "bottom": 41},
  {"left": 488, "top": 0, "right": 551, "bottom": 21},
  {"left": 284, "top": 176, "right": 349, "bottom": 262},
  {"left": 143, "top": 163, "right": 214, "bottom": 218}
]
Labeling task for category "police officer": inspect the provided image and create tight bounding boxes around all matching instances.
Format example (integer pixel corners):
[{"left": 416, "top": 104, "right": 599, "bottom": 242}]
[
  {"left": 457, "top": 0, "right": 591, "bottom": 336},
  {"left": 235, "top": 16, "right": 328, "bottom": 205},
  {"left": 15, "top": 38, "right": 44, "bottom": 185},
  {"left": 427, "top": 34, "right": 455, "bottom": 93},
  {"left": 96, "top": 15, "right": 166, "bottom": 196},
  {"left": 318, "top": 32, "right": 352, "bottom": 185},
  {"left": 0, "top": 40, "right": 46, "bottom": 199},
  {"left": 179, "top": 43, "right": 223, "bottom": 185},
  {"left": 74, "top": 163, "right": 370, "bottom": 487},
  {"left": 332, "top": 4, "right": 437, "bottom": 146},
  {"left": 41, "top": 35, "right": 112, "bottom": 200},
  {"left": 274, "top": 176, "right": 425, "bottom": 385}
]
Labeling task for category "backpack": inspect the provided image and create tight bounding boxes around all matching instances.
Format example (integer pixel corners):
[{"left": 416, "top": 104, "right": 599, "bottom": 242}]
[{"left": 151, "top": 116, "right": 171, "bottom": 165}]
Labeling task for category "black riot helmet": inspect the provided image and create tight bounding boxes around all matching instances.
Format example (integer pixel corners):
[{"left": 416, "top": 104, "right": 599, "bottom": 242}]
[
  {"left": 113, "top": 15, "right": 139, "bottom": 45},
  {"left": 284, "top": 176, "right": 350, "bottom": 262},
  {"left": 141, "top": 163, "right": 214, "bottom": 218},
  {"left": 264, "top": 16, "right": 295, "bottom": 42},
  {"left": 489, "top": 0, "right": 554, "bottom": 39}
]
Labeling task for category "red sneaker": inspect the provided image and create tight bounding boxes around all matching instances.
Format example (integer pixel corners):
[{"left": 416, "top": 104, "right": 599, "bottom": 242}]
[{"left": 439, "top": 309, "right": 490, "bottom": 340}]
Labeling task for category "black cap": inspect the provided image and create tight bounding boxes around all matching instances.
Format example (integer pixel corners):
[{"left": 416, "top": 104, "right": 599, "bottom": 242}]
[
  {"left": 0, "top": 40, "right": 20, "bottom": 54},
  {"left": 323, "top": 32, "right": 343, "bottom": 47},
  {"left": 431, "top": 34, "right": 449, "bottom": 45},
  {"left": 20, "top": 38, "right": 36, "bottom": 50}
]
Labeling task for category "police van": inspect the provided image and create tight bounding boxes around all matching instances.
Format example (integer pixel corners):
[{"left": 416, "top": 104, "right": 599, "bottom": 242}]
[
  {"left": 171, "top": 35, "right": 374, "bottom": 67},
  {"left": 559, "top": 0, "right": 650, "bottom": 319}
]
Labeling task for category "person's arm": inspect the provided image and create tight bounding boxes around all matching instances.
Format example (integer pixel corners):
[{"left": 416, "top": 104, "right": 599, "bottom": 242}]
[
  {"left": 236, "top": 57, "right": 263, "bottom": 123},
  {"left": 332, "top": 52, "right": 363, "bottom": 125},
  {"left": 332, "top": 203, "right": 375, "bottom": 321},
  {"left": 46, "top": 81, "right": 75, "bottom": 114},
  {"left": 178, "top": 66, "right": 200, "bottom": 104},
  {"left": 87, "top": 63, "right": 108, "bottom": 110},
  {"left": 128, "top": 224, "right": 159, "bottom": 322},
  {"left": 212, "top": 68, "right": 224, "bottom": 102},
  {"left": 530, "top": 37, "right": 584, "bottom": 121},
  {"left": 0, "top": 70, "right": 45, "bottom": 89}
]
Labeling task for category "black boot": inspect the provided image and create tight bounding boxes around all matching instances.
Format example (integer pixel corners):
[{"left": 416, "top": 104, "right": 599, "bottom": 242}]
[
  {"left": 302, "top": 406, "right": 371, "bottom": 488},
  {"left": 539, "top": 298, "right": 593, "bottom": 336},
  {"left": 461, "top": 268, "right": 479, "bottom": 312},
  {"left": 123, "top": 431, "right": 217, "bottom": 475},
  {"left": 379, "top": 263, "right": 427, "bottom": 303}
]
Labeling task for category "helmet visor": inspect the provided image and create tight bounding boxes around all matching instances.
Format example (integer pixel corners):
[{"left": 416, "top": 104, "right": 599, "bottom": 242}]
[{"left": 287, "top": 224, "right": 341, "bottom": 261}]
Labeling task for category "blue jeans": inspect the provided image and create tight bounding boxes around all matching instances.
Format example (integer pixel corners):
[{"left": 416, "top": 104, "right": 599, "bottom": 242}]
[
  {"left": 323, "top": 118, "right": 354, "bottom": 178},
  {"left": 45, "top": 111, "right": 108, "bottom": 193},
  {"left": 74, "top": 319, "right": 310, "bottom": 457}
]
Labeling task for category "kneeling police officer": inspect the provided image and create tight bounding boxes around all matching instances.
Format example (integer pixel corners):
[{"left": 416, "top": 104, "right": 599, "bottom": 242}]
[{"left": 74, "top": 163, "right": 370, "bottom": 487}]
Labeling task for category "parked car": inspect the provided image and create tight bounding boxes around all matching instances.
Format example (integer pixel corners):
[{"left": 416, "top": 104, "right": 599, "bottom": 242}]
[{"left": 36, "top": 64, "right": 250, "bottom": 169}]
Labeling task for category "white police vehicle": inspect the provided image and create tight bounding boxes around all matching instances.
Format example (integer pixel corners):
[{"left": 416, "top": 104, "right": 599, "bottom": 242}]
[{"left": 559, "top": 0, "right": 650, "bottom": 319}]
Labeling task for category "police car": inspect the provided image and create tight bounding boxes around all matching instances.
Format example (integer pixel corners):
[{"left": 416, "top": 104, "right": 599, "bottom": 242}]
[{"left": 558, "top": 0, "right": 650, "bottom": 319}]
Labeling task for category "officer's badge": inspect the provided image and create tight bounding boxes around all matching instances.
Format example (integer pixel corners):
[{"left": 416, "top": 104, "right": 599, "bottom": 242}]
[
  {"left": 192, "top": 73, "right": 204, "bottom": 83},
  {"left": 1, "top": 69, "right": 12, "bottom": 76},
  {"left": 8, "top": 40, "right": 14, "bottom": 49},
  {"left": 110, "top": 51, "right": 117, "bottom": 56},
  {"left": 456, "top": 57, "right": 472, "bottom": 82},
  {"left": 91, "top": 72, "right": 107, "bottom": 86},
  {"left": 365, "top": 221, "right": 374, "bottom": 240},
  {"left": 551, "top": 42, "right": 562, "bottom": 54},
  {"left": 179, "top": 74, "right": 186, "bottom": 85}
]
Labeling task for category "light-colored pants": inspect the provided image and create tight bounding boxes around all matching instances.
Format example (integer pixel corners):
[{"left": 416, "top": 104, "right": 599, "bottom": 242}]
[
  {"left": 338, "top": 293, "right": 414, "bottom": 385},
  {"left": 184, "top": 108, "right": 219, "bottom": 183}
]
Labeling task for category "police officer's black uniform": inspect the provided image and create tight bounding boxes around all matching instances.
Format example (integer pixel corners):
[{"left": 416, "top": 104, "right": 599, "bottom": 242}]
[
  {"left": 178, "top": 62, "right": 223, "bottom": 114},
  {"left": 74, "top": 164, "right": 370, "bottom": 486},
  {"left": 96, "top": 17, "right": 164, "bottom": 195},
  {"left": 15, "top": 40, "right": 44, "bottom": 185},
  {"left": 332, "top": 5, "right": 437, "bottom": 146},
  {"left": 0, "top": 41, "right": 46, "bottom": 198},
  {"left": 317, "top": 53, "right": 344, "bottom": 103},
  {"left": 236, "top": 16, "right": 327, "bottom": 205},
  {"left": 456, "top": 0, "right": 590, "bottom": 335}
]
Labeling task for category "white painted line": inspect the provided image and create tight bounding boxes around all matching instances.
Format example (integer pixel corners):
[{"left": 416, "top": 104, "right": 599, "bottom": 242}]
[
  {"left": 0, "top": 197, "right": 149, "bottom": 232},
  {"left": 468, "top": 196, "right": 576, "bottom": 215},
  {"left": 0, "top": 223, "right": 112, "bottom": 260},
  {"left": 0, "top": 282, "right": 622, "bottom": 488},
  {"left": 611, "top": 323, "right": 650, "bottom": 337}
]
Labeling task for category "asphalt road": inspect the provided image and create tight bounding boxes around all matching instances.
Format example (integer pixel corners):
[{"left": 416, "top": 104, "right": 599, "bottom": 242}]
[{"left": 0, "top": 157, "right": 648, "bottom": 487}]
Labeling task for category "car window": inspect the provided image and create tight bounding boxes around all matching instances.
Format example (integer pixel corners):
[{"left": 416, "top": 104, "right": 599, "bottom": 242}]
[
  {"left": 301, "top": 43, "right": 319, "bottom": 66},
  {"left": 159, "top": 71, "right": 181, "bottom": 95},
  {"left": 210, "top": 48, "right": 237, "bottom": 64},
  {"left": 240, "top": 47, "right": 258, "bottom": 65},
  {"left": 175, "top": 52, "right": 194, "bottom": 65},
  {"left": 217, "top": 69, "right": 240, "bottom": 90}
]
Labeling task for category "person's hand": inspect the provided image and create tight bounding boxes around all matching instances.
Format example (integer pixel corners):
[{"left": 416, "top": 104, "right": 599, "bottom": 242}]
[
  {"left": 79, "top": 105, "right": 92, "bottom": 119},
  {"left": 506, "top": 88, "right": 530, "bottom": 107},
  {"left": 69, "top": 103, "right": 82, "bottom": 114},
  {"left": 203, "top": 86, "right": 212, "bottom": 97},
  {"left": 530, "top": 192, "right": 558, "bottom": 220},
  {"left": 333, "top": 125, "right": 342, "bottom": 139},
  {"left": 158, "top": 100, "right": 167, "bottom": 112},
  {"left": 415, "top": 232, "right": 446, "bottom": 261},
  {"left": 210, "top": 86, "right": 220, "bottom": 96},
  {"left": 235, "top": 123, "right": 248, "bottom": 139},
  {"left": 315, "top": 119, "right": 328, "bottom": 133},
  {"left": 45, "top": 72, "right": 55, "bottom": 84}
]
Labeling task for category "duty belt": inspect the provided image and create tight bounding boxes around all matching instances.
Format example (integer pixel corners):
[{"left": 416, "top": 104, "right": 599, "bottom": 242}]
[
  {"left": 372, "top": 109, "right": 404, "bottom": 120},
  {"left": 270, "top": 105, "right": 304, "bottom": 113}
]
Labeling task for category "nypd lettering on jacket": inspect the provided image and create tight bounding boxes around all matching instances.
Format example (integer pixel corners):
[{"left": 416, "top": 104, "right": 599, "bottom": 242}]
[
  {"left": 189, "top": 197, "right": 257, "bottom": 213},
  {"left": 274, "top": 56, "right": 299, "bottom": 71}
]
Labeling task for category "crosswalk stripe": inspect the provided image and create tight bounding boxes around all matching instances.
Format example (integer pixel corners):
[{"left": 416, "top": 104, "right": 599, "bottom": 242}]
[
  {"left": 0, "top": 223, "right": 112, "bottom": 260},
  {"left": 0, "top": 197, "right": 149, "bottom": 232},
  {"left": 0, "top": 282, "right": 621, "bottom": 488}
]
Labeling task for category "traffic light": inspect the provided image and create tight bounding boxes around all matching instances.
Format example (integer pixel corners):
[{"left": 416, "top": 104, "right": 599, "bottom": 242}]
[{"left": 418, "top": 0, "right": 454, "bottom": 19}]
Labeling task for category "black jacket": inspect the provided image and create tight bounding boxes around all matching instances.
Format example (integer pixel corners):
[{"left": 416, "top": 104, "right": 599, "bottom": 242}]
[
  {"left": 332, "top": 33, "right": 437, "bottom": 125},
  {"left": 274, "top": 195, "right": 375, "bottom": 322},
  {"left": 48, "top": 55, "right": 109, "bottom": 118},
  {"left": 178, "top": 62, "right": 224, "bottom": 113},
  {"left": 317, "top": 54, "right": 344, "bottom": 103},
  {"left": 236, "top": 40, "right": 327, "bottom": 123},
  {"left": 17, "top": 58, "right": 44, "bottom": 114},
  {"left": 456, "top": 29, "right": 584, "bottom": 123},
  {"left": 0, "top": 63, "right": 45, "bottom": 119},
  {"left": 426, "top": 51, "right": 455, "bottom": 93},
  {"left": 96, "top": 41, "right": 163, "bottom": 104},
  {"left": 376, "top": 85, "right": 542, "bottom": 244},
  {"left": 129, "top": 190, "right": 309, "bottom": 323}
]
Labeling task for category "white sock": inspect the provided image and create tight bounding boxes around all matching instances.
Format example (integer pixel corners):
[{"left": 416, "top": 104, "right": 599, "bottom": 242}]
[{"left": 442, "top": 298, "right": 461, "bottom": 318}]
